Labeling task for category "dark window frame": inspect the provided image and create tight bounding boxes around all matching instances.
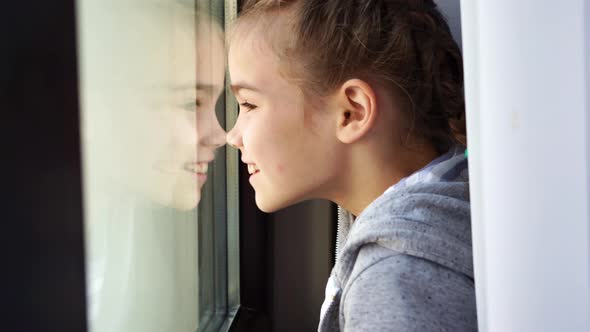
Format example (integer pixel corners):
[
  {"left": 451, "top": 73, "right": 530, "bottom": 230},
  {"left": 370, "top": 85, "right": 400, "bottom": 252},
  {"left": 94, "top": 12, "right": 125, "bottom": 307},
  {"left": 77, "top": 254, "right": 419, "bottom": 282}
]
[{"left": 2, "top": 0, "right": 88, "bottom": 331}]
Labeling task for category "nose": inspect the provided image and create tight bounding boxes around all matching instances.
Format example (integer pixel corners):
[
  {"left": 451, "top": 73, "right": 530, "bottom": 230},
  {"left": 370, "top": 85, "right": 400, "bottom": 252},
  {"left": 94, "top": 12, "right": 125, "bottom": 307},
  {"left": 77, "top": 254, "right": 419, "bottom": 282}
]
[
  {"left": 211, "top": 118, "right": 226, "bottom": 149},
  {"left": 200, "top": 113, "right": 226, "bottom": 149},
  {"left": 196, "top": 105, "right": 225, "bottom": 149},
  {"left": 226, "top": 122, "right": 243, "bottom": 149}
]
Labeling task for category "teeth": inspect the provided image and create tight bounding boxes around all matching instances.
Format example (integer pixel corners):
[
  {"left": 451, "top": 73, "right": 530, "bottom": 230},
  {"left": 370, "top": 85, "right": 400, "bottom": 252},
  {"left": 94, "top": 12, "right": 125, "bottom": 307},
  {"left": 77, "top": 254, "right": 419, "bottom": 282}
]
[
  {"left": 185, "top": 163, "right": 208, "bottom": 174},
  {"left": 247, "top": 164, "right": 259, "bottom": 174},
  {"left": 197, "top": 163, "right": 208, "bottom": 173}
]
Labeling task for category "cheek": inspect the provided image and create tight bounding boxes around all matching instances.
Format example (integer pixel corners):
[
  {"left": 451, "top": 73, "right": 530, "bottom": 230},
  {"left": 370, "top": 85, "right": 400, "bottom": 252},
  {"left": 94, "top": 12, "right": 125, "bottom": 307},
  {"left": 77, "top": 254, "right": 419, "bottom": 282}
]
[
  {"left": 251, "top": 144, "right": 290, "bottom": 178},
  {"left": 245, "top": 116, "right": 302, "bottom": 172}
]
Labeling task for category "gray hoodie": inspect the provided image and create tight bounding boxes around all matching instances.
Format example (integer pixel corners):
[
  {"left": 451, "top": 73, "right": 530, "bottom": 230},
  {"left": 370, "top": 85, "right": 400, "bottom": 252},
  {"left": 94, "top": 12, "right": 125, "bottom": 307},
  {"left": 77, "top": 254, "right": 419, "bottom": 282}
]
[{"left": 318, "top": 146, "right": 477, "bottom": 331}]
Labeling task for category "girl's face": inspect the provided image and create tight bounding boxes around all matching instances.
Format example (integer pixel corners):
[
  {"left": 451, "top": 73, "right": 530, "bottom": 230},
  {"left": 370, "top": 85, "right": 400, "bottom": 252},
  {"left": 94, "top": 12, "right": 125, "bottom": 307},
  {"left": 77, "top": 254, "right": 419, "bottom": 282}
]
[{"left": 227, "top": 33, "right": 344, "bottom": 212}]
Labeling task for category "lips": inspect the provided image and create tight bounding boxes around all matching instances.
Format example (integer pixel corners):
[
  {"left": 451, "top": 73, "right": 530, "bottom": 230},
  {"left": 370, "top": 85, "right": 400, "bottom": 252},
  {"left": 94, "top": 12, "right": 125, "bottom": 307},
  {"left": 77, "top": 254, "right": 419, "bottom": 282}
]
[{"left": 247, "top": 163, "right": 260, "bottom": 175}]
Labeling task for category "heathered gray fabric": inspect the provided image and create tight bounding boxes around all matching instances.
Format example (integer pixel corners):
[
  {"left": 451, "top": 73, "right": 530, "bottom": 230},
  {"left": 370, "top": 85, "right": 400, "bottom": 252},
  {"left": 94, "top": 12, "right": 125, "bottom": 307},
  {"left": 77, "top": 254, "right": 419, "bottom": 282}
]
[{"left": 318, "top": 149, "right": 477, "bottom": 331}]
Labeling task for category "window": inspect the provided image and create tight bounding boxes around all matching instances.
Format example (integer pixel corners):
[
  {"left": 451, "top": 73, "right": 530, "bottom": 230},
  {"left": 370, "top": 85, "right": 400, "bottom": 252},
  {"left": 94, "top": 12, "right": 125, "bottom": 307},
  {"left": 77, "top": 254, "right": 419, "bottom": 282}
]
[{"left": 77, "top": 1, "right": 240, "bottom": 331}]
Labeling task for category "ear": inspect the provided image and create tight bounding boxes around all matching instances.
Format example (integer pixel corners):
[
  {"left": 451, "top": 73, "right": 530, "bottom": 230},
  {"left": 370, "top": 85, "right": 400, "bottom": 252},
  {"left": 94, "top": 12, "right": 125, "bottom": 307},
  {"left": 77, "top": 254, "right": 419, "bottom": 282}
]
[{"left": 334, "top": 79, "right": 378, "bottom": 144}]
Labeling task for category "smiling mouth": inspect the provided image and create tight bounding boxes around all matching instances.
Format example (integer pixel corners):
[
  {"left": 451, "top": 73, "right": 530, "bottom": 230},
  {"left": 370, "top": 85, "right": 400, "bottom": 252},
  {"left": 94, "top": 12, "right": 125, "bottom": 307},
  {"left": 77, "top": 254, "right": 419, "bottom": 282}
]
[
  {"left": 247, "top": 164, "right": 260, "bottom": 175},
  {"left": 184, "top": 162, "right": 209, "bottom": 174}
]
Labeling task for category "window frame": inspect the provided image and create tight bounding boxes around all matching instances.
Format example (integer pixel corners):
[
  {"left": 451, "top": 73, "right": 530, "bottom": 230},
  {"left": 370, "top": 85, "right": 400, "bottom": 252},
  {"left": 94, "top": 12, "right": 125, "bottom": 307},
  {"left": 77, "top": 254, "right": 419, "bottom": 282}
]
[
  {"left": 2, "top": 0, "right": 88, "bottom": 331},
  {"left": 3, "top": 1, "right": 250, "bottom": 331}
]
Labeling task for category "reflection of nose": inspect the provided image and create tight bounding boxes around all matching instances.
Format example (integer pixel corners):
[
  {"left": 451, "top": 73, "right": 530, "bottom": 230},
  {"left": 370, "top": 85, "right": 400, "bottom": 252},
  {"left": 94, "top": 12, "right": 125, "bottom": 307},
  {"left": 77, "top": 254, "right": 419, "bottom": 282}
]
[
  {"left": 210, "top": 121, "right": 226, "bottom": 148},
  {"left": 226, "top": 124, "right": 242, "bottom": 149},
  {"left": 200, "top": 114, "right": 226, "bottom": 149}
]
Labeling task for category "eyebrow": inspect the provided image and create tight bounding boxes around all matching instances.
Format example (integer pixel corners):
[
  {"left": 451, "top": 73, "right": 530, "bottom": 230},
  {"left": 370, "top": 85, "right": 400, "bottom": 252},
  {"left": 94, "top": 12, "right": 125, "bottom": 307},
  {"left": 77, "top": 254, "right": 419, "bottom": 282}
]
[
  {"left": 196, "top": 83, "right": 218, "bottom": 95},
  {"left": 171, "top": 83, "right": 218, "bottom": 95},
  {"left": 230, "top": 81, "right": 262, "bottom": 94}
]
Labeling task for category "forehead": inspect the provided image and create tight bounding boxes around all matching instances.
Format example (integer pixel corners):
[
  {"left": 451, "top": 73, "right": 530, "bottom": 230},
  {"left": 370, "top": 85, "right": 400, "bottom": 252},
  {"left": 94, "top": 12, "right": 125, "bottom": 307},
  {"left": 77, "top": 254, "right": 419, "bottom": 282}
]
[
  {"left": 169, "top": 11, "right": 225, "bottom": 88},
  {"left": 229, "top": 28, "right": 311, "bottom": 121},
  {"left": 228, "top": 12, "right": 297, "bottom": 88},
  {"left": 228, "top": 30, "right": 281, "bottom": 95},
  {"left": 230, "top": 7, "right": 299, "bottom": 61},
  {"left": 196, "top": 26, "right": 225, "bottom": 86}
]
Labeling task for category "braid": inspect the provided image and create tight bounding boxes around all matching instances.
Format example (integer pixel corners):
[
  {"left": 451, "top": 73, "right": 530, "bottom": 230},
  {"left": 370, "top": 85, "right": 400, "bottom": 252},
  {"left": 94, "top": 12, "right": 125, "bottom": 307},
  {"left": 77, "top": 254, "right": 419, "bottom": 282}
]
[{"left": 398, "top": 1, "right": 466, "bottom": 151}]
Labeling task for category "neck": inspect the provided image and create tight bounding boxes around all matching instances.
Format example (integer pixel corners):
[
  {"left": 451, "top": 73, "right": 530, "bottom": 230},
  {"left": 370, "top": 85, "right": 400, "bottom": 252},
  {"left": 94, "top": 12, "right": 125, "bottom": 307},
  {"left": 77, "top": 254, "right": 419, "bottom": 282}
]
[{"left": 329, "top": 143, "right": 439, "bottom": 217}]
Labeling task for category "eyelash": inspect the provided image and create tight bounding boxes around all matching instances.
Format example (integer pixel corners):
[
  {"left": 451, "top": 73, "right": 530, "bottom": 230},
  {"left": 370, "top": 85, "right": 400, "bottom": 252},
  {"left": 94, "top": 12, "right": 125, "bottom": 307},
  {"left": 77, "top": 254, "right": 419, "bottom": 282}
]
[{"left": 239, "top": 102, "right": 257, "bottom": 112}]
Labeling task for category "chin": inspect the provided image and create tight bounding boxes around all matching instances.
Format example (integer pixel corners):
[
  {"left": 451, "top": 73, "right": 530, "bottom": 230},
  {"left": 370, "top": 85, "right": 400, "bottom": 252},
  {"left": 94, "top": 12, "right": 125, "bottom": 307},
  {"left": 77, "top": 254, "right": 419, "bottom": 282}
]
[
  {"left": 148, "top": 188, "right": 200, "bottom": 211},
  {"left": 170, "top": 190, "right": 201, "bottom": 211},
  {"left": 254, "top": 196, "right": 280, "bottom": 213},
  {"left": 255, "top": 194, "right": 301, "bottom": 213},
  {"left": 169, "top": 197, "right": 199, "bottom": 211},
  {"left": 165, "top": 177, "right": 202, "bottom": 211}
]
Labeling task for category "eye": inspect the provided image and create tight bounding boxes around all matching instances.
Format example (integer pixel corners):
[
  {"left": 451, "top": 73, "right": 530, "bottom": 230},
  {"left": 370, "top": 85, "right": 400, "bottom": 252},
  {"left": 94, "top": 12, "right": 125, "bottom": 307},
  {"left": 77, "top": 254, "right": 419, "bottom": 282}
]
[
  {"left": 183, "top": 99, "right": 202, "bottom": 112},
  {"left": 239, "top": 101, "right": 257, "bottom": 112}
]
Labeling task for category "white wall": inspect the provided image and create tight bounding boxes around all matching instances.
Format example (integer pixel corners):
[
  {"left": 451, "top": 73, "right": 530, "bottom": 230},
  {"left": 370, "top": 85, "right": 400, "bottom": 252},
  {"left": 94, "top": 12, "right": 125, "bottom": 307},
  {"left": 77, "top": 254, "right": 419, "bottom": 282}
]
[{"left": 462, "top": 1, "right": 590, "bottom": 330}]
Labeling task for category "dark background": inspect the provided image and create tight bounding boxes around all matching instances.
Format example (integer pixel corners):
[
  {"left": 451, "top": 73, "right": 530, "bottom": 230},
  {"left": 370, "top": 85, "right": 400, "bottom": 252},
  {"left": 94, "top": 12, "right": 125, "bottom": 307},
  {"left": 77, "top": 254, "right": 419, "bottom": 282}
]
[{"left": 1, "top": 0, "right": 88, "bottom": 331}]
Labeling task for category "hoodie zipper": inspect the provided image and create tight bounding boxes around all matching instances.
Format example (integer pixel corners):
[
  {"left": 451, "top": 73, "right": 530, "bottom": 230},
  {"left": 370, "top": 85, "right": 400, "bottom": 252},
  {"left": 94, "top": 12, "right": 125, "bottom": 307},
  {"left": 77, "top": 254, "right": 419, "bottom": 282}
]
[{"left": 335, "top": 206, "right": 342, "bottom": 264}]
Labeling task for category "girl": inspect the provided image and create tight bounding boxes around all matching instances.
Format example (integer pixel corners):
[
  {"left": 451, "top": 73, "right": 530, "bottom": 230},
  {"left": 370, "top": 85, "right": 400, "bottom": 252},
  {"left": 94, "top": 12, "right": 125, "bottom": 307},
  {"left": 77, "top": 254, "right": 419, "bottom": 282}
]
[{"left": 226, "top": 0, "right": 477, "bottom": 330}]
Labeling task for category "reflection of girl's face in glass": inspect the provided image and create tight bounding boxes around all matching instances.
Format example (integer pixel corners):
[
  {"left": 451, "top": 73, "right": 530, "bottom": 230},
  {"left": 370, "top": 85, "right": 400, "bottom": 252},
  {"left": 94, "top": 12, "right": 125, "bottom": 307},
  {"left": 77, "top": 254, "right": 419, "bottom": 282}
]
[
  {"left": 96, "top": 9, "right": 226, "bottom": 211},
  {"left": 144, "top": 15, "right": 226, "bottom": 210}
]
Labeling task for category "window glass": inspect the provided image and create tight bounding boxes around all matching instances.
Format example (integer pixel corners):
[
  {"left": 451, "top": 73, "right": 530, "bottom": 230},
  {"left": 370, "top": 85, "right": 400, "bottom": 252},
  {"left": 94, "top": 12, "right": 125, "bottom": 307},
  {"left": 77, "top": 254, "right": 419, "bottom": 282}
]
[{"left": 77, "top": 1, "right": 237, "bottom": 331}]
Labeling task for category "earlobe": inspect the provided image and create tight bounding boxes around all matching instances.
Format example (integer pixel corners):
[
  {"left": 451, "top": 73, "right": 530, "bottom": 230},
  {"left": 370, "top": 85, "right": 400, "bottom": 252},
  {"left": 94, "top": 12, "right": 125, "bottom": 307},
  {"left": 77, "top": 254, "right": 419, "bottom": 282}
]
[{"left": 335, "top": 79, "right": 377, "bottom": 144}]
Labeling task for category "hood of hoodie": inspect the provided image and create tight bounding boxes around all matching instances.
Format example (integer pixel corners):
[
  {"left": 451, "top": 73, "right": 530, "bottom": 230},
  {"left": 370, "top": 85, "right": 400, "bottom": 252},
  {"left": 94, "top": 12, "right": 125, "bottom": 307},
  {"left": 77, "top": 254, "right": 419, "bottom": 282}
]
[{"left": 334, "top": 146, "right": 472, "bottom": 286}]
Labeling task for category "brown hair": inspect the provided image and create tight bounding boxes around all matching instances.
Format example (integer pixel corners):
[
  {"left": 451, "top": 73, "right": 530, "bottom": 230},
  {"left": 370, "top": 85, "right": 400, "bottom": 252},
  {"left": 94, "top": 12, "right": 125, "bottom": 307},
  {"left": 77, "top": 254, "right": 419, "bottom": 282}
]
[{"left": 238, "top": 0, "right": 466, "bottom": 153}]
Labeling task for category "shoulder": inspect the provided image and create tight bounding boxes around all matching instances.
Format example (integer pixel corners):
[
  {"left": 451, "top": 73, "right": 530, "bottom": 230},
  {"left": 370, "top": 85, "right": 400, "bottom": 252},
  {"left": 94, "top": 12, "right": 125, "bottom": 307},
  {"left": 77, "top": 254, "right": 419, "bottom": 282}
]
[
  {"left": 340, "top": 245, "right": 477, "bottom": 331},
  {"left": 344, "top": 245, "right": 475, "bottom": 297},
  {"left": 342, "top": 178, "right": 474, "bottom": 280}
]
